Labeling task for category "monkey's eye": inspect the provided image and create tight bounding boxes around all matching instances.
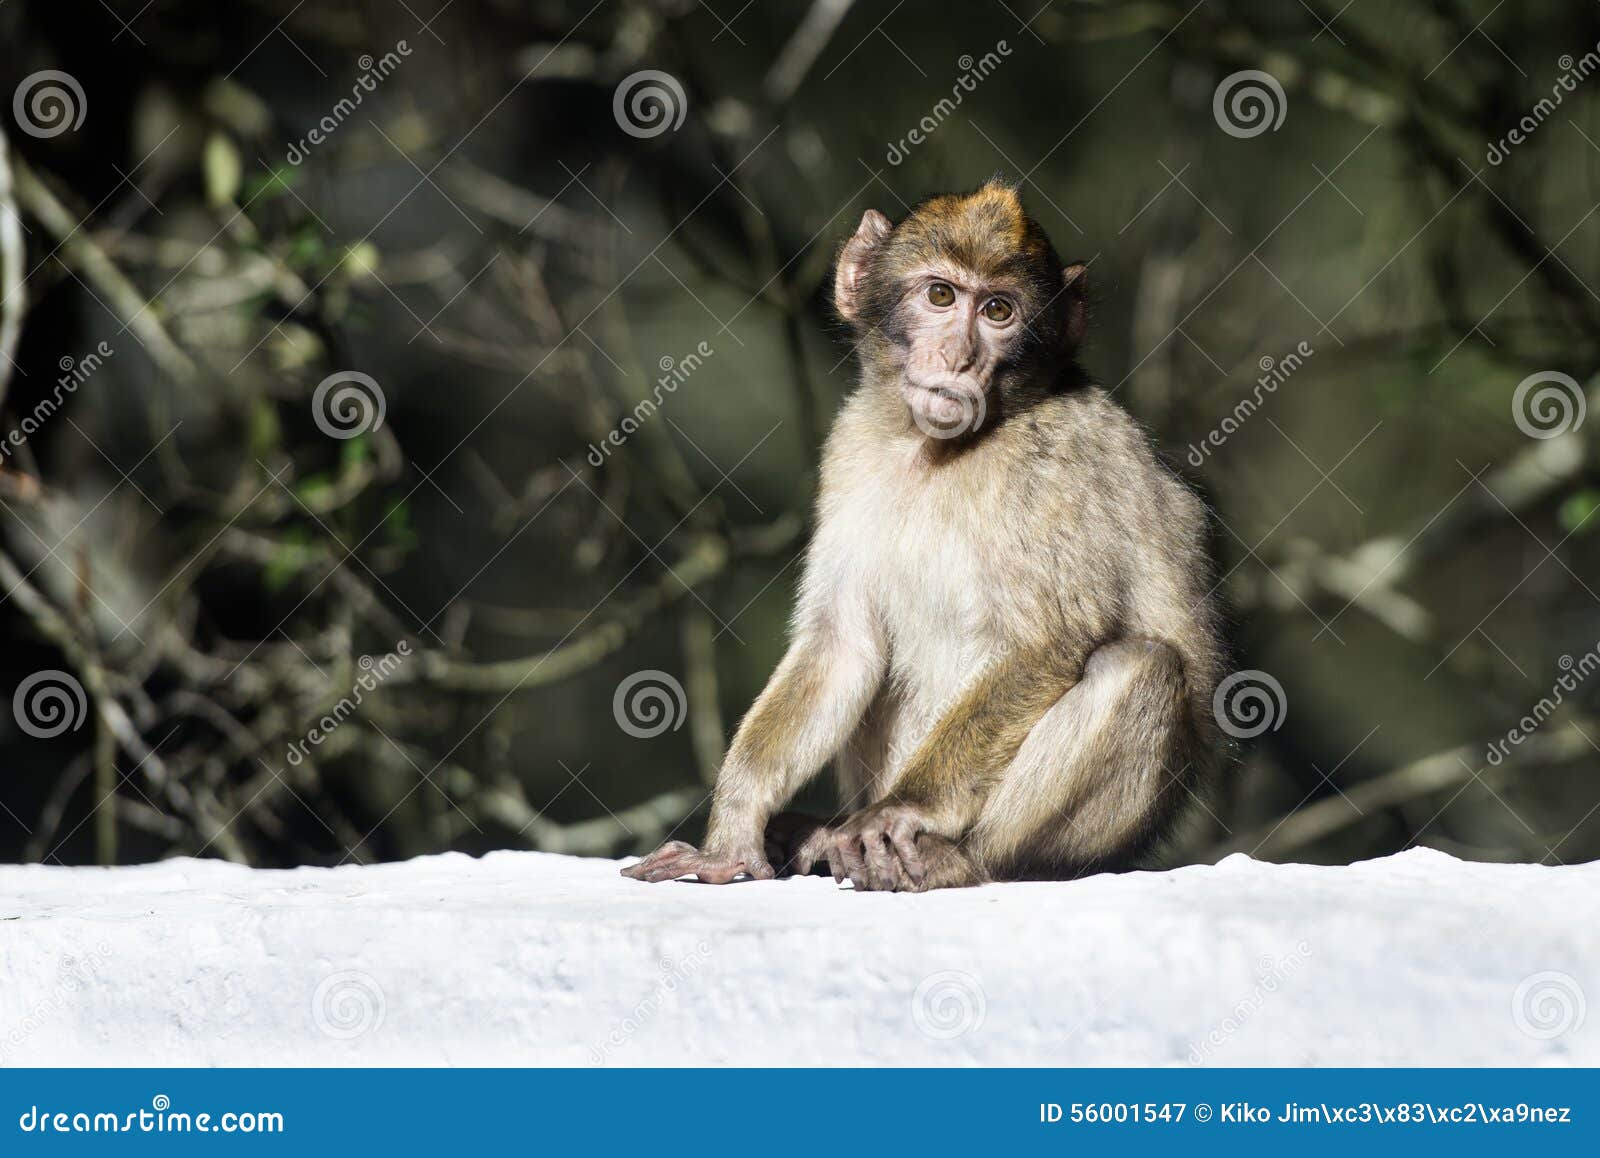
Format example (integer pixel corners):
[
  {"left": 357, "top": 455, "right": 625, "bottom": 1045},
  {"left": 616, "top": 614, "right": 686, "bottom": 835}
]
[
  {"left": 982, "top": 297, "right": 1014, "bottom": 323},
  {"left": 926, "top": 282, "right": 956, "bottom": 307}
]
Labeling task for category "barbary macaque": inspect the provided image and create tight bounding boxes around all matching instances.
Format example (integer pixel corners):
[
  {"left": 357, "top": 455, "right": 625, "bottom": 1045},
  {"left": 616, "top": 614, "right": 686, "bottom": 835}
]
[{"left": 623, "top": 179, "right": 1223, "bottom": 891}]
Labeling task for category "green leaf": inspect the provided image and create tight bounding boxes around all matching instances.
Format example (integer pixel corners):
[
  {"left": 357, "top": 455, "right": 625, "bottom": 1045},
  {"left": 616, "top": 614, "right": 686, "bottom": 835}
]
[
  {"left": 296, "top": 472, "right": 334, "bottom": 508},
  {"left": 1559, "top": 488, "right": 1600, "bottom": 535},
  {"left": 263, "top": 531, "right": 313, "bottom": 593},
  {"left": 203, "top": 132, "right": 244, "bottom": 208},
  {"left": 248, "top": 397, "right": 281, "bottom": 460},
  {"left": 384, "top": 499, "right": 418, "bottom": 551},
  {"left": 243, "top": 165, "right": 297, "bottom": 203},
  {"left": 339, "top": 434, "right": 371, "bottom": 472}
]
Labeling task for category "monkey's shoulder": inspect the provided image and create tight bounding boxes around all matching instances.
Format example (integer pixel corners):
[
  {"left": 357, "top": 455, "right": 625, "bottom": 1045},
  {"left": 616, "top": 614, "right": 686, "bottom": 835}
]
[
  {"left": 1010, "top": 388, "right": 1171, "bottom": 474},
  {"left": 1008, "top": 389, "right": 1207, "bottom": 529}
]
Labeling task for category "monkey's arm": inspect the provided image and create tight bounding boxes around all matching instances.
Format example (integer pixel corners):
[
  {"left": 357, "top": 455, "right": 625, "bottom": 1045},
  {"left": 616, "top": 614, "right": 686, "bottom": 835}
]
[{"left": 622, "top": 594, "right": 886, "bottom": 884}]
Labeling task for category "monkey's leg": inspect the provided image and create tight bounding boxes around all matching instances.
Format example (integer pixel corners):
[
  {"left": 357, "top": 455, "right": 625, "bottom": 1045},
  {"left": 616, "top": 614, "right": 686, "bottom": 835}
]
[{"left": 966, "top": 639, "right": 1192, "bottom": 881}]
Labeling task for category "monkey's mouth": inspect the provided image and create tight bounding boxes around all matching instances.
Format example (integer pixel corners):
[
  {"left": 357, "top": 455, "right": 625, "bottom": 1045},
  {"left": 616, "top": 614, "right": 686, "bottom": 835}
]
[{"left": 903, "top": 380, "right": 988, "bottom": 433}]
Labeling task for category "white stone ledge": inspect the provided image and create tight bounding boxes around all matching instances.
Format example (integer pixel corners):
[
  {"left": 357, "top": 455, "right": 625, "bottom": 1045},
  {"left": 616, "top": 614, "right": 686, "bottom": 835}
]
[{"left": 0, "top": 848, "right": 1594, "bottom": 1066}]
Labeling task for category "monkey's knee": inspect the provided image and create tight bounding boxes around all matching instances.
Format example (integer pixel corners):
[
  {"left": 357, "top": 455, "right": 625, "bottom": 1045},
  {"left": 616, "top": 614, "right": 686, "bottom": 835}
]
[
  {"left": 1082, "top": 637, "right": 1185, "bottom": 694},
  {"left": 971, "top": 638, "right": 1192, "bottom": 878}
]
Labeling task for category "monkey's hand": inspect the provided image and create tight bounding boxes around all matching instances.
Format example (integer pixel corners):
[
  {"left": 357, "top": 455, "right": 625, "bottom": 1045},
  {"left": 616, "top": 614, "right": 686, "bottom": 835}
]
[
  {"left": 619, "top": 840, "right": 776, "bottom": 884},
  {"left": 802, "top": 801, "right": 934, "bottom": 892},
  {"left": 763, "top": 811, "right": 830, "bottom": 877}
]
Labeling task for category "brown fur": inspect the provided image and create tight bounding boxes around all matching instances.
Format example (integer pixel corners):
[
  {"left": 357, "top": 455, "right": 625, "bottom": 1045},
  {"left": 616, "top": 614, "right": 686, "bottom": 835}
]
[{"left": 623, "top": 181, "right": 1222, "bottom": 892}]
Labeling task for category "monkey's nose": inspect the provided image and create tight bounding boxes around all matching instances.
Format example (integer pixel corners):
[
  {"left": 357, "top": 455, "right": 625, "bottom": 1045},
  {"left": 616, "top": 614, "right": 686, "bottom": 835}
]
[{"left": 944, "top": 343, "right": 979, "bottom": 373}]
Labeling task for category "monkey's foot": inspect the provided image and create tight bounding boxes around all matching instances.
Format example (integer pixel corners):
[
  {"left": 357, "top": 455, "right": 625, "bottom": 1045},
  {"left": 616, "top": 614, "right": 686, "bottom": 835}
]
[
  {"left": 799, "top": 805, "right": 989, "bottom": 892},
  {"left": 619, "top": 840, "right": 775, "bottom": 885}
]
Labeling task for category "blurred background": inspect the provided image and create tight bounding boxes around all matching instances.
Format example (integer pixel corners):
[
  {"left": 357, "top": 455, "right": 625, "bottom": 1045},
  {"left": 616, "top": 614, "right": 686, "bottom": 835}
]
[{"left": 1, "top": 0, "right": 1597, "bottom": 871}]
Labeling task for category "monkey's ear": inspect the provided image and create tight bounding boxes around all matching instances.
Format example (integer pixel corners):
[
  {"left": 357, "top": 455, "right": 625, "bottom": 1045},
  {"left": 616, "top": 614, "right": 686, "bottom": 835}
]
[
  {"left": 1061, "top": 262, "right": 1089, "bottom": 348},
  {"left": 834, "top": 209, "right": 893, "bottom": 322}
]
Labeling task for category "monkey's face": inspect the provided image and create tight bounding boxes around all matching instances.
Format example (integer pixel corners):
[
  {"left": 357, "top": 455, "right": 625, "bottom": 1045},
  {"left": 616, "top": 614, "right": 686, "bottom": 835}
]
[
  {"left": 833, "top": 181, "right": 1088, "bottom": 437},
  {"left": 892, "top": 268, "right": 1022, "bottom": 429}
]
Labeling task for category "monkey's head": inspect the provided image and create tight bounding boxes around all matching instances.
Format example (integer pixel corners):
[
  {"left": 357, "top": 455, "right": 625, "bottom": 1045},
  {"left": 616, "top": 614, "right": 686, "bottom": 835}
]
[{"left": 833, "top": 179, "right": 1088, "bottom": 437}]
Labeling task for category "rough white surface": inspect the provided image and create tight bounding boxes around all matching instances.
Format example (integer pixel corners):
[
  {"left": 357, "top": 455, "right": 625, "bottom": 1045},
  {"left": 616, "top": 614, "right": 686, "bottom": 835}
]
[{"left": 0, "top": 848, "right": 1595, "bottom": 1066}]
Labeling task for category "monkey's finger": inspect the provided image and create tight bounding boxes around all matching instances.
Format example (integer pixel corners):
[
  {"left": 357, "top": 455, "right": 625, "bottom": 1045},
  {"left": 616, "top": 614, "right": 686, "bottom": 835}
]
[
  {"left": 688, "top": 857, "right": 746, "bottom": 885},
  {"left": 794, "top": 830, "right": 829, "bottom": 878},
  {"left": 620, "top": 841, "right": 694, "bottom": 880},
  {"left": 744, "top": 856, "right": 777, "bottom": 881},
  {"left": 835, "top": 835, "right": 868, "bottom": 889},
  {"left": 824, "top": 849, "right": 845, "bottom": 885},
  {"left": 641, "top": 857, "right": 700, "bottom": 883},
  {"left": 887, "top": 821, "right": 926, "bottom": 886},
  {"left": 862, "top": 833, "right": 897, "bottom": 891}
]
